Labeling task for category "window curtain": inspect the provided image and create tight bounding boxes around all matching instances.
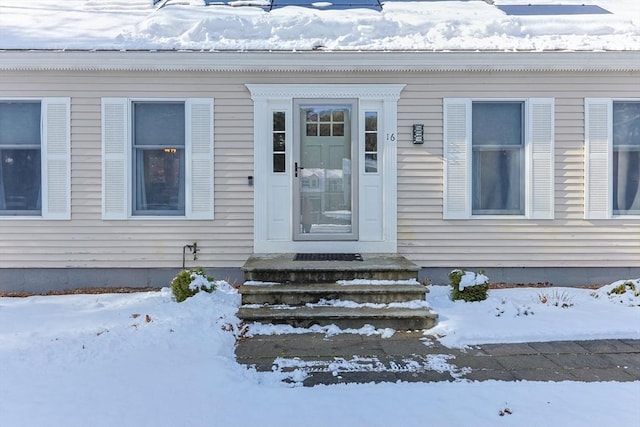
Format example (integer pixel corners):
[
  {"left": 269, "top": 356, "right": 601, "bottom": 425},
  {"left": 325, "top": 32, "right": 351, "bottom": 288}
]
[
  {"left": 177, "top": 150, "right": 185, "bottom": 212},
  {"left": 615, "top": 151, "right": 640, "bottom": 212},
  {"left": 0, "top": 156, "right": 5, "bottom": 210},
  {"left": 473, "top": 149, "right": 521, "bottom": 213},
  {"left": 500, "top": 151, "right": 520, "bottom": 211},
  {"left": 36, "top": 171, "right": 41, "bottom": 210},
  {"left": 135, "top": 151, "right": 147, "bottom": 211},
  {"left": 0, "top": 102, "right": 41, "bottom": 212},
  {"left": 613, "top": 102, "right": 640, "bottom": 213}
]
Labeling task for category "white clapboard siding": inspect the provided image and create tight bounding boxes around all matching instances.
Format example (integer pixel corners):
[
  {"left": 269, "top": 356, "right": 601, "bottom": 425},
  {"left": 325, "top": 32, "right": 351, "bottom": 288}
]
[
  {"left": 42, "top": 98, "right": 71, "bottom": 219},
  {"left": 584, "top": 99, "right": 611, "bottom": 219},
  {"left": 101, "top": 98, "right": 128, "bottom": 219},
  {"left": 529, "top": 98, "right": 555, "bottom": 219},
  {"left": 443, "top": 99, "right": 470, "bottom": 219},
  {"left": 186, "top": 99, "right": 214, "bottom": 219}
]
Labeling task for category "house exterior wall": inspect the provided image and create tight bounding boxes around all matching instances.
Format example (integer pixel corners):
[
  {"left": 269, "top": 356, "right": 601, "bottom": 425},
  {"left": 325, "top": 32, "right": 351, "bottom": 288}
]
[
  {"left": 0, "top": 61, "right": 638, "bottom": 289},
  {"left": 396, "top": 71, "right": 639, "bottom": 268},
  {"left": 0, "top": 71, "right": 256, "bottom": 270}
]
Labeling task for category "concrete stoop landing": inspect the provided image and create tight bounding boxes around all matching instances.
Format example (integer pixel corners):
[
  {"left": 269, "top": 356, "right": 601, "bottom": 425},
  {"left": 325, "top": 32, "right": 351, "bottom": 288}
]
[
  {"left": 242, "top": 253, "right": 420, "bottom": 283},
  {"left": 238, "top": 253, "right": 438, "bottom": 330}
]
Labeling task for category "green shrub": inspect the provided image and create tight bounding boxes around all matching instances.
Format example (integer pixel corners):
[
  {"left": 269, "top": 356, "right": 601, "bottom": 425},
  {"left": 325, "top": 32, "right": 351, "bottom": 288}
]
[
  {"left": 449, "top": 269, "right": 489, "bottom": 302},
  {"left": 608, "top": 281, "right": 640, "bottom": 297},
  {"left": 170, "top": 268, "right": 215, "bottom": 303}
]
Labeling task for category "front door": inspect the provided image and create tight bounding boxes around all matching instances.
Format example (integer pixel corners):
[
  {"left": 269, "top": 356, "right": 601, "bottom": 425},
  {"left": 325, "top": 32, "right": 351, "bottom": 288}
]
[{"left": 293, "top": 100, "right": 358, "bottom": 241}]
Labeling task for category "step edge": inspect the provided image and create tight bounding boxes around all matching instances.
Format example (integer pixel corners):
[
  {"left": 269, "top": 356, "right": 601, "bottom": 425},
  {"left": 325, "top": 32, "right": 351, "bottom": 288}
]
[
  {"left": 239, "top": 286, "right": 427, "bottom": 295},
  {"left": 238, "top": 308, "right": 439, "bottom": 320}
]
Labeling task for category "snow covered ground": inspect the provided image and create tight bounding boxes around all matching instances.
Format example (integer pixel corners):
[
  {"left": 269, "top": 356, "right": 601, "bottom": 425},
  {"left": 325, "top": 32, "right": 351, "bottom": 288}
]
[
  {"left": 0, "top": 278, "right": 638, "bottom": 426},
  {"left": 1, "top": 0, "right": 639, "bottom": 50}
]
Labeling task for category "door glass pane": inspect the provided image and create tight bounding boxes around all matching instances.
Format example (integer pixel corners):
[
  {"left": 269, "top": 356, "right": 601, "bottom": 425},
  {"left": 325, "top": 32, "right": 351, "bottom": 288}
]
[
  {"left": 364, "top": 111, "right": 378, "bottom": 173},
  {"left": 272, "top": 111, "right": 286, "bottom": 173},
  {"left": 299, "top": 105, "right": 352, "bottom": 235}
]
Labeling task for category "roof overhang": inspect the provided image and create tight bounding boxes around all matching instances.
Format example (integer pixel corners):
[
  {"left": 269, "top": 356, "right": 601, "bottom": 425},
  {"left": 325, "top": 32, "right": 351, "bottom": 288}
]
[{"left": 0, "top": 50, "right": 639, "bottom": 72}]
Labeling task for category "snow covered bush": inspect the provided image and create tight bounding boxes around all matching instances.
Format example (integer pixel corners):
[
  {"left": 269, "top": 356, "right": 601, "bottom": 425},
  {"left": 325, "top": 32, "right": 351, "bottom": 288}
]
[
  {"left": 170, "top": 268, "right": 215, "bottom": 303},
  {"left": 592, "top": 279, "right": 640, "bottom": 307},
  {"left": 607, "top": 281, "right": 640, "bottom": 297},
  {"left": 449, "top": 269, "right": 489, "bottom": 302}
]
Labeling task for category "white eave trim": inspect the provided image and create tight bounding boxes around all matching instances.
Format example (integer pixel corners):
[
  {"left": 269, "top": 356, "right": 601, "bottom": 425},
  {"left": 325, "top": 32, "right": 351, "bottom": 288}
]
[{"left": 0, "top": 50, "right": 639, "bottom": 72}]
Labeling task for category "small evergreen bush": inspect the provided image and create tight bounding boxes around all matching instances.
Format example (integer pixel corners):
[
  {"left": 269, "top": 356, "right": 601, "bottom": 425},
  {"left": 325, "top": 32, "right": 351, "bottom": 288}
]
[
  {"left": 608, "top": 281, "right": 640, "bottom": 297},
  {"left": 449, "top": 269, "right": 489, "bottom": 302},
  {"left": 170, "top": 268, "right": 215, "bottom": 302}
]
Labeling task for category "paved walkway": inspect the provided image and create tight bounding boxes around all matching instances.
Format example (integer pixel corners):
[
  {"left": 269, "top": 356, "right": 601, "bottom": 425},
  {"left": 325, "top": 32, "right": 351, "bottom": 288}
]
[{"left": 235, "top": 333, "right": 640, "bottom": 386}]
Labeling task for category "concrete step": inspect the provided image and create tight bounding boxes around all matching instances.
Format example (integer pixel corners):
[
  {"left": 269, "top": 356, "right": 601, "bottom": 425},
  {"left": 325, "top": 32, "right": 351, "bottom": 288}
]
[
  {"left": 237, "top": 305, "right": 438, "bottom": 330},
  {"left": 239, "top": 282, "right": 428, "bottom": 305},
  {"left": 242, "top": 253, "right": 419, "bottom": 283}
]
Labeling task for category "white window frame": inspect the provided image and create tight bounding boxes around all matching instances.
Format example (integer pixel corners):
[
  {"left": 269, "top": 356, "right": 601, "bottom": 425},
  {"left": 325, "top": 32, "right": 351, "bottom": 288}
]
[
  {"left": 585, "top": 98, "right": 640, "bottom": 219},
  {"left": 443, "top": 98, "right": 555, "bottom": 220},
  {"left": 101, "top": 98, "right": 214, "bottom": 220},
  {"left": 0, "top": 97, "right": 71, "bottom": 220}
]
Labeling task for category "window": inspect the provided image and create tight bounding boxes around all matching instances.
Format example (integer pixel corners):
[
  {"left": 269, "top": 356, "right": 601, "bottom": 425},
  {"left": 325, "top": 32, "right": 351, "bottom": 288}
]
[
  {"left": 443, "top": 98, "right": 554, "bottom": 219},
  {"left": 364, "top": 111, "right": 378, "bottom": 173},
  {"left": 0, "top": 101, "right": 41, "bottom": 215},
  {"left": 613, "top": 102, "right": 640, "bottom": 215},
  {"left": 132, "top": 102, "right": 185, "bottom": 216},
  {"left": 102, "top": 98, "right": 213, "bottom": 220},
  {"left": 585, "top": 99, "right": 640, "bottom": 218},
  {"left": 0, "top": 99, "right": 70, "bottom": 219},
  {"left": 472, "top": 102, "right": 524, "bottom": 215},
  {"left": 272, "top": 111, "right": 286, "bottom": 173},
  {"left": 306, "top": 108, "right": 345, "bottom": 136}
]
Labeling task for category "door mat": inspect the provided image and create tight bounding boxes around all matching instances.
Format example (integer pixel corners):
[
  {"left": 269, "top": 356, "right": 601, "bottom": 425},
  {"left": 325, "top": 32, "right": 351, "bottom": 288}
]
[{"left": 293, "top": 253, "right": 363, "bottom": 262}]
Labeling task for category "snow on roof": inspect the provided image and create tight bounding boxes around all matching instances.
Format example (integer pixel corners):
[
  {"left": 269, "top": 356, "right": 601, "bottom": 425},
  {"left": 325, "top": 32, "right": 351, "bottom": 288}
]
[{"left": 1, "top": 0, "right": 639, "bottom": 51}]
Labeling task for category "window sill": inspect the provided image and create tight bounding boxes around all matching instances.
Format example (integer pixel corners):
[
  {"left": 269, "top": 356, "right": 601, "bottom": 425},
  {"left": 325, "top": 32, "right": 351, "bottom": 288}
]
[
  {"left": 611, "top": 215, "right": 640, "bottom": 220},
  {"left": 128, "top": 216, "right": 190, "bottom": 220},
  {"left": 470, "top": 215, "right": 528, "bottom": 220},
  {"left": 0, "top": 216, "right": 45, "bottom": 220}
]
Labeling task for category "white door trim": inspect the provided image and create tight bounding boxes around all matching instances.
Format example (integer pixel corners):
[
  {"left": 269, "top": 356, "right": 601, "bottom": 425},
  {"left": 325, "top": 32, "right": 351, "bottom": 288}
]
[{"left": 246, "top": 84, "right": 405, "bottom": 253}]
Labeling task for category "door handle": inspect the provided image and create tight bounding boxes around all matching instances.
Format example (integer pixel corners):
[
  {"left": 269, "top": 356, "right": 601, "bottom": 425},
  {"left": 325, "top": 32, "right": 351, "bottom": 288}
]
[{"left": 295, "top": 162, "right": 304, "bottom": 177}]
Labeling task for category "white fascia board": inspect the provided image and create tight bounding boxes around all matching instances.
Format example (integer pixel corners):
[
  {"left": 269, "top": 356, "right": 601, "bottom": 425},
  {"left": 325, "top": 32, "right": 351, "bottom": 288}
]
[{"left": 0, "top": 50, "right": 639, "bottom": 72}]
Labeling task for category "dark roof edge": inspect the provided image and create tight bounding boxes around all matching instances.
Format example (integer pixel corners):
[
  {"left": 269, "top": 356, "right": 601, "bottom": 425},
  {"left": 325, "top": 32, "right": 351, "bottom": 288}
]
[{"left": 0, "top": 50, "right": 639, "bottom": 72}]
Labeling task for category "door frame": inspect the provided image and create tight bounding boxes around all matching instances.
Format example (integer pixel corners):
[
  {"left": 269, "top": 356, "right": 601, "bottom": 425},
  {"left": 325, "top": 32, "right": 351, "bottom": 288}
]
[
  {"left": 246, "top": 83, "right": 405, "bottom": 254},
  {"left": 292, "top": 99, "right": 359, "bottom": 241}
]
